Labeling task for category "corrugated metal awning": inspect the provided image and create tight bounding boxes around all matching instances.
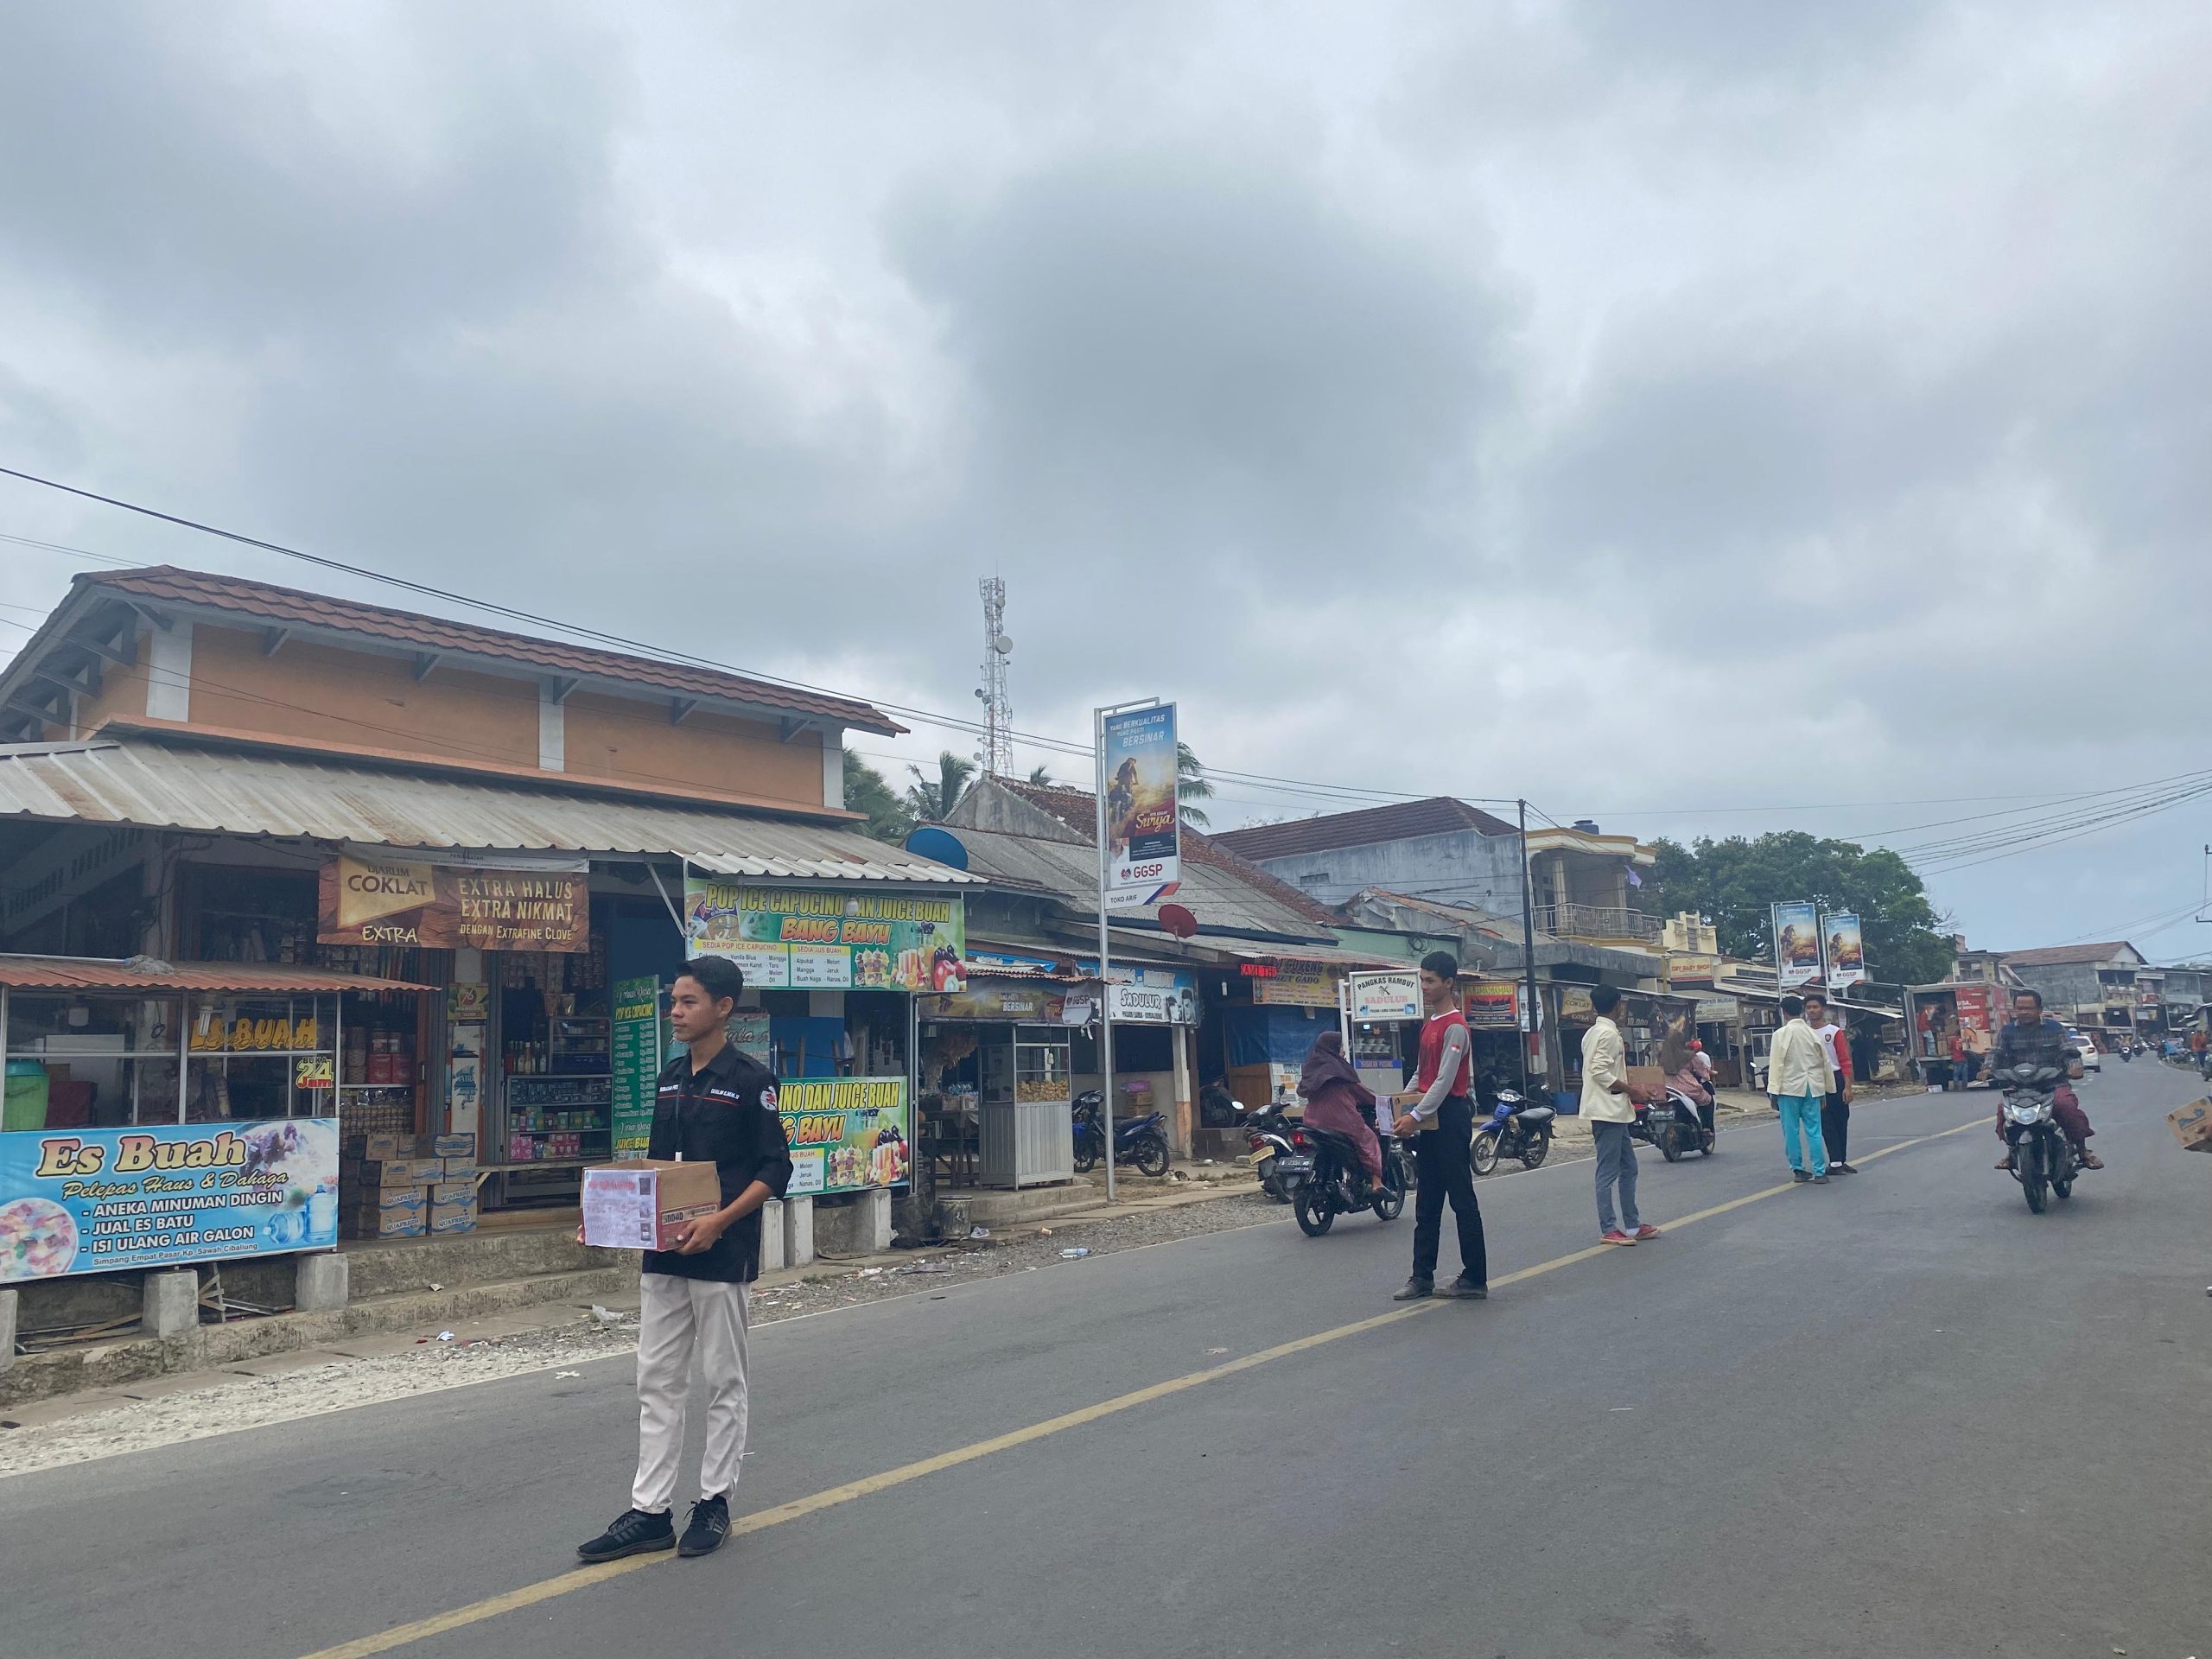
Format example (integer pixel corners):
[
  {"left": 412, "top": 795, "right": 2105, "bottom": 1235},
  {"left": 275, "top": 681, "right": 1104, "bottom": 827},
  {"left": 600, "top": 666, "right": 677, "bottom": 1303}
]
[
  {"left": 0, "top": 738, "right": 982, "bottom": 886},
  {"left": 0, "top": 955, "right": 432, "bottom": 994}
]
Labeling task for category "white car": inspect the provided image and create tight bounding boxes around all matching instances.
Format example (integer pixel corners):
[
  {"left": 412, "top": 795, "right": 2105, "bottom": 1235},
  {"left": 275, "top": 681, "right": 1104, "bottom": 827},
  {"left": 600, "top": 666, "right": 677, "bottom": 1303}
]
[{"left": 2066, "top": 1032, "right": 2101, "bottom": 1072}]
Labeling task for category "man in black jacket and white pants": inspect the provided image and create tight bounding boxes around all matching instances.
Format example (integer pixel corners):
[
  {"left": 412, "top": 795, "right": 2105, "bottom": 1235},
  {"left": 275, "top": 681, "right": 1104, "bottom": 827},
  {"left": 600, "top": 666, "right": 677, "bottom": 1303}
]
[{"left": 579, "top": 956, "right": 793, "bottom": 1564}]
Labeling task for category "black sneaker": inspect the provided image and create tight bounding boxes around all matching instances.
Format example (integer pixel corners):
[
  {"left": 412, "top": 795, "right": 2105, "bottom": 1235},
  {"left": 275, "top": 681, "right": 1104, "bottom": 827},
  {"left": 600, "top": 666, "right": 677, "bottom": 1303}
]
[
  {"left": 1813, "top": 1174, "right": 1830, "bottom": 1185},
  {"left": 577, "top": 1507, "right": 675, "bottom": 1563},
  {"left": 678, "top": 1493, "right": 731, "bottom": 1558},
  {"left": 1392, "top": 1276, "right": 1434, "bottom": 1301},
  {"left": 1831, "top": 1163, "right": 1857, "bottom": 1175},
  {"left": 1791, "top": 1171, "right": 1812, "bottom": 1184},
  {"left": 1443, "top": 1275, "right": 1488, "bottom": 1300}
]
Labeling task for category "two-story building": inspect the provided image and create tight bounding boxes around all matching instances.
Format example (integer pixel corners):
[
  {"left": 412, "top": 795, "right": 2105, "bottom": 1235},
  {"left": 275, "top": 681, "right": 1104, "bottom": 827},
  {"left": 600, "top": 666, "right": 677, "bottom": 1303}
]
[
  {"left": 1998, "top": 942, "right": 2150, "bottom": 1040},
  {"left": 0, "top": 565, "right": 977, "bottom": 1263},
  {"left": 1214, "top": 798, "right": 1662, "bottom": 957}
]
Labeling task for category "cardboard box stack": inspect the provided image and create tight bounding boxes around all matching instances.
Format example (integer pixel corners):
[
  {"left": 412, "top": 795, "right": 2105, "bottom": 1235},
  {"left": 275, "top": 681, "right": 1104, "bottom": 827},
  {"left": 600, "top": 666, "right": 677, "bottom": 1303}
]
[{"left": 341, "top": 1132, "right": 480, "bottom": 1237}]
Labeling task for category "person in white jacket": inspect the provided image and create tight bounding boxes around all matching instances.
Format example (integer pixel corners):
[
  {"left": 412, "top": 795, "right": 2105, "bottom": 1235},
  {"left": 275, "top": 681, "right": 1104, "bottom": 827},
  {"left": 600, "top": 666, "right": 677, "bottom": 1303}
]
[{"left": 1766, "top": 995, "right": 1837, "bottom": 1184}]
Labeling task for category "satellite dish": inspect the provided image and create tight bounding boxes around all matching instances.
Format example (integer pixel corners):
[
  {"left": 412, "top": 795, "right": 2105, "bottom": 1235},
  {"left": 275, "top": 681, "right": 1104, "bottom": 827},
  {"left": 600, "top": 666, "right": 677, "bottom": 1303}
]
[
  {"left": 904, "top": 825, "right": 969, "bottom": 870},
  {"left": 992, "top": 634, "right": 1014, "bottom": 655},
  {"left": 1159, "top": 903, "right": 1198, "bottom": 938}
]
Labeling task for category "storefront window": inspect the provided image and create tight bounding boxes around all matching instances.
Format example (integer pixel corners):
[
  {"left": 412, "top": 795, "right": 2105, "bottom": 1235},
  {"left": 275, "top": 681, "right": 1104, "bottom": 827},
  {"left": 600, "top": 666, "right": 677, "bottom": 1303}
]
[
  {"left": 3, "top": 993, "right": 183, "bottom": 1128},
  {"left": 183, "top": 995, "right": 338, "bottom": 1122}
]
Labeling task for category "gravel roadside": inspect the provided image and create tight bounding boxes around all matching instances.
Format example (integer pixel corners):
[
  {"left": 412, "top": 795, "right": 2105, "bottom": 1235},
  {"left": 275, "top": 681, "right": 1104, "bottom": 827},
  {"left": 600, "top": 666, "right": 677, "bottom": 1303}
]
[{"left": 0, "top": 1190, "right": 1291, "bottom": 1480}]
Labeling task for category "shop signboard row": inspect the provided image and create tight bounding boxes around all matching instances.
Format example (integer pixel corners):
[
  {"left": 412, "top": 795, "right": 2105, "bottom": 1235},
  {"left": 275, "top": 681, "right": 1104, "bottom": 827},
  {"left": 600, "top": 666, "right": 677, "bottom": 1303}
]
[
  {"left": 779, "top": 1077, "right": 909, "bottom": 1197},
  {"left": 0, "top": 1117, "right": 340, "bottom": 1281},
  {"left": 684, "top": 879, "right": 967, "bottom": 993},
  {"left": 319, "top": 854, "right": 589, "bottom": 952},
  {"left": 965, "top": 950, "right": 1199, "bottom": 1025},
  {"left": 1250, "top": 959, "right": 1338, "bottom": 1008}
]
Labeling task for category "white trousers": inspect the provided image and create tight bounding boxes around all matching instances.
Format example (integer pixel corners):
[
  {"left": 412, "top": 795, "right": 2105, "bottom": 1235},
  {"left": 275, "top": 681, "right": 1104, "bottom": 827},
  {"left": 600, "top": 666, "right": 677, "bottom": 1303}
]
[{"left": 632, "top": 1273, "right": 751, "bottom": 1514}]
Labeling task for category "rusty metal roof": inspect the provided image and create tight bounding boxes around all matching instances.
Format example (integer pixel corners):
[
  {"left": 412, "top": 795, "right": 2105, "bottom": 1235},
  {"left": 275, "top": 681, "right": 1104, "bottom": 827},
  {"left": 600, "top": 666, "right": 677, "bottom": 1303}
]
[
  {"left": 0, "top": 955, "right": 432, "bottom": 994},
  {"left": 0, "top": 738, "right": 982, "bottom": 885},
  {"left": 77, "top": 566, "right": 905, "bottom": 734}
]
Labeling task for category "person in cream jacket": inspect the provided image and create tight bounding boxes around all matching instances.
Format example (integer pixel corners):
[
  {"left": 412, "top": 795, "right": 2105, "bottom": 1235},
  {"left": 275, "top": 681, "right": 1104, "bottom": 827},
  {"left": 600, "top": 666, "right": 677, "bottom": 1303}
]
[{"left": 1766, "top": 994, "right": 1836, "bottom": 1184}]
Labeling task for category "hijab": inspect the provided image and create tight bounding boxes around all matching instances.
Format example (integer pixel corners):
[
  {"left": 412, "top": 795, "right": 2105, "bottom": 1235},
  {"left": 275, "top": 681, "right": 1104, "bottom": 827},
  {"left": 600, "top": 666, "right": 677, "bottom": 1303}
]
[{"left": 1299, "top": 1029, "right": 1365, "bottom": 1098}]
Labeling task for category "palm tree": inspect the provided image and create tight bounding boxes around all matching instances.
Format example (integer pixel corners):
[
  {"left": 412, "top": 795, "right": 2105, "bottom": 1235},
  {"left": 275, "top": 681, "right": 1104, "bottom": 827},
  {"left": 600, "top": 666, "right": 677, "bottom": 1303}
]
[
  {"left": 1176, "top": 741, "right": 1213, "bottom": 828},
  {"left": 905, "top": 750, "right": 977, "bottom": 823},
  {"left": 842, "top": 752, "right": 912, "bottom": 844},
  {"left": 1027, "top": 764, "right": 1054, "bottom": 786}
]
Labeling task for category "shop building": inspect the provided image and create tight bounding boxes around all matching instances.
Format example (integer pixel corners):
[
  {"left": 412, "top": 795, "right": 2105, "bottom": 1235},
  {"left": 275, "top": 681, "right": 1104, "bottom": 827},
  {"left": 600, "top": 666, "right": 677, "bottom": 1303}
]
[
  {"left": 915, "top": 778, "right": 1386, "bottom": 1172},
  {"left": 0, "top": 567, "right": 974, "bottom": 1313},
  {"left": 1997, "top": 941, "right": 2151, "bottom": 1042}
]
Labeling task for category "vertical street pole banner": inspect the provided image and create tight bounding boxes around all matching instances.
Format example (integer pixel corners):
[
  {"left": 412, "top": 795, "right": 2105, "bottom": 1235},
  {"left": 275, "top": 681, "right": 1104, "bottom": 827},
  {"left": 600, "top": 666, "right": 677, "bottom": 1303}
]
[
  {"left": 1772, "top": 900, "right": 1823, "bottom": 989},
  {"left": 611, "top": 976, "right": 664, "bottom": 1157},
  {"left": 1095, "top": 698, "right": 1177, "bottom": 1200},
  {"left": 1823, "top": 912, "right": 1867, "bottom": 989},
  {"left": 1099, "top": 702, "right": 1181, "bottom": 908}
]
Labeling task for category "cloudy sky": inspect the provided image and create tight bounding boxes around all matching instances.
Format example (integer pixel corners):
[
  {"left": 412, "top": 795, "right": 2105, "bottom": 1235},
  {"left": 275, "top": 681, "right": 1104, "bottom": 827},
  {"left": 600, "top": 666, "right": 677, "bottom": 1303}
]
[{"left": 3, "top": 2, "right": 2209, "bottom": 957}]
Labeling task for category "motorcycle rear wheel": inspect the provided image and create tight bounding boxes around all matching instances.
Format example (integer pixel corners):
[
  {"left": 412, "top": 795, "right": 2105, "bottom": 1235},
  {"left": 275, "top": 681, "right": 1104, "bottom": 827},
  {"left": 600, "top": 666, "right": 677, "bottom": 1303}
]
[
  {"left": 1519, "top": 1132, "right": 1550, "bottom": 1171},
  {"left": 1658, "top": 1126, "right": 1684, "bottom": 1163},
  {"left": 1471, "top": 1130, "right": 1500, "bottom": 1177},
  {"left": 1294, "top": 1185, "right": 1335, "bottom": 1236},
  {"left": 1132, "top": 1134, "right": 1171, "bottom": 1178}
]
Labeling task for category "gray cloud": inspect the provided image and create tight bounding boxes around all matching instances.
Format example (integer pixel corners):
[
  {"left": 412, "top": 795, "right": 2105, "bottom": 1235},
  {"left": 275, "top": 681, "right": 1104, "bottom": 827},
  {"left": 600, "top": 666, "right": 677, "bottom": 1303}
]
[{"left": 1, "top": 1, "right": 2208, "bottom": 952}]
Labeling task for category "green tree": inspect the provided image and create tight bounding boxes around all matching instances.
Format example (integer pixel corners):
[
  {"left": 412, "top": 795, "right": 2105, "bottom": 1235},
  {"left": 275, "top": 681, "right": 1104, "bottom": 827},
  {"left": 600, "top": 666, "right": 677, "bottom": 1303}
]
[
  {"left": 843, "top": 752, "right": 912, "bottom": 844},
  {"left": 904, "top": 750, "right": 976, "bottom": 823},
  {"left": 1027, "top": 764, "right": 1054, "bottom": 786},
  {"left": 1648, "top": 831, "right": 1954, "bottom": 985},
  {"left": 1176, "top": 741, "right": 1213, "bottom": 828}
]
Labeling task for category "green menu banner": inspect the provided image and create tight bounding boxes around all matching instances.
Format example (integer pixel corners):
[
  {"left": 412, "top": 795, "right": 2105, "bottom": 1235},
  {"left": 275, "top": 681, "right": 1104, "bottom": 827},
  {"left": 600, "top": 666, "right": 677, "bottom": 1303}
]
[{"left": 611, "top": 976, "right": 663, "bottom": 1156}]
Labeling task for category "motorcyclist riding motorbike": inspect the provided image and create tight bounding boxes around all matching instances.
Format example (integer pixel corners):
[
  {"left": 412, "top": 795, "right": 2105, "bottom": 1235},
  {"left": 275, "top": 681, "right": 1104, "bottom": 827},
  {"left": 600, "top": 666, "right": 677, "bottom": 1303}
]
[
  {"left": 1986, "top": 988, "right": 2101, "bottom": 1170},
  {"left": 1296, "top": 1031, "right": 1385, "bottom": 1201}
]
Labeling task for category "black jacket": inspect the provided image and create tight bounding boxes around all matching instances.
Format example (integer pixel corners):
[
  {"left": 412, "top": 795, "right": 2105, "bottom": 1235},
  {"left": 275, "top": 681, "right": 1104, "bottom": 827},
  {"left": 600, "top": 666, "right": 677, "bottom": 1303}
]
[{"left": 643, "top": 1040, "right": 793, "bottom": 1284}]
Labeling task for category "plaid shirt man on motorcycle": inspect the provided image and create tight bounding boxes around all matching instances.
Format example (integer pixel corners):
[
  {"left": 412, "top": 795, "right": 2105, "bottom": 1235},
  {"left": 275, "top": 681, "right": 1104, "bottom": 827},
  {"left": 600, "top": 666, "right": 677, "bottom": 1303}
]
[{"left": 1987, "top": 989, "right": 2101, "bottom": 1170}]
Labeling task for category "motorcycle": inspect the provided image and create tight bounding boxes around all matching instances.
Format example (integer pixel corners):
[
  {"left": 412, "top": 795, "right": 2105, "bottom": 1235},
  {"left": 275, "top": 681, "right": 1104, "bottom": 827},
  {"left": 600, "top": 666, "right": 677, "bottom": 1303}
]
[
  {"left": 1470, "top": 1088, "right": 1556, "bottom": 1175},
  {"left": 1631, "top": 1086, "right": 1716, "bottom": 1162},
  {"left": 1997, "top": 1060, "right": 2077, "bottom": 1214},
  {"left": 1236, "top": 1096, "right": 1302, "bottom": 1203},
  {"left": 1071, "top": 1091, "right": 1171, "bottom": 1178},
  {"left": 1288, "top": 1122, "right": 1409, "bottom": 1237}
]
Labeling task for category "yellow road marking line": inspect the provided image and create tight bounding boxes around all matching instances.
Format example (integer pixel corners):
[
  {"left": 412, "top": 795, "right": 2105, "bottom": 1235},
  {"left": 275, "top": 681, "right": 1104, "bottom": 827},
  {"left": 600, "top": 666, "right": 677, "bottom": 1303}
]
[{"left": 296, "top": 1111, "right": 1987, "bottom": 1659}]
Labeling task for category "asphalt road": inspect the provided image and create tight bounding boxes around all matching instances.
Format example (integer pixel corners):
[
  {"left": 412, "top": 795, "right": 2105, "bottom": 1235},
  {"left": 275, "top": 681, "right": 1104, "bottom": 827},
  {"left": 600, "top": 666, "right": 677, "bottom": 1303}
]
[{"left": 6, "top": 1061, "right": 2209, "bottom": 1659}]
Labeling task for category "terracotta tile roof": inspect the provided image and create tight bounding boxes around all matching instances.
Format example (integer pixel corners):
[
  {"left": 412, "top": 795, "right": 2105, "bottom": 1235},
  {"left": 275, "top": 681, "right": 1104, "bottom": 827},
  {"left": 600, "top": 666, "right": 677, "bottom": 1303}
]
[
  {"left": 1211, "top": 796, "right": 1518, "bottom": 861},
  {"left": 1999, "top": 942, "right": 2143, "bottom": 968},
  {"left": 79, "top": 566, "right": 903, "bottom": 734},
  {"left": 992, "top": 779, "right": 1347, "bottom": 928}
]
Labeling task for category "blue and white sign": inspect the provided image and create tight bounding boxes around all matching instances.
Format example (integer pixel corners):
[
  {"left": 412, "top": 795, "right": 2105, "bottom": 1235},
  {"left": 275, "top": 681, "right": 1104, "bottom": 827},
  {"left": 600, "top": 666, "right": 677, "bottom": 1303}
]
[{"left": 0, "top": 1118, "right": 340, "bottom": 1281}]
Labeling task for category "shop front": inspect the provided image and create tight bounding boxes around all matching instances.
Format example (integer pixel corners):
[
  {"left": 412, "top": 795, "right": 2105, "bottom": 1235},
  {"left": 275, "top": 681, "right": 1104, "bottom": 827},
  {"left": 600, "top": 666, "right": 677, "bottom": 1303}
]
[
  {"left": 1546, "top": 982, "right": 1704, "bottom": 1111},
  {"left": 915, "top": 977, "right": 1084, "bottom": 1190},
  {"left": 0, "top": 955, "right": 429, "bottom": 1284}
]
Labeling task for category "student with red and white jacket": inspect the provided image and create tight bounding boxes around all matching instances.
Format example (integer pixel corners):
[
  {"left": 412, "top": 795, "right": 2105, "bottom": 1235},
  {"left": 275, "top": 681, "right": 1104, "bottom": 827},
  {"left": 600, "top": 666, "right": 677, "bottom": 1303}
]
[{"left": 1802, "top": 990, "right": 1855, "bottom": 1175}]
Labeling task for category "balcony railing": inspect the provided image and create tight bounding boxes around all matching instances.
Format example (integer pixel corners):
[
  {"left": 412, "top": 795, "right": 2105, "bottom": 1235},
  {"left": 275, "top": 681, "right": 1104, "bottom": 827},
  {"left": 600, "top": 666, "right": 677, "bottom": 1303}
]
[{"left": 1537, "top": 903, "right": 1664, "bottom": 944}]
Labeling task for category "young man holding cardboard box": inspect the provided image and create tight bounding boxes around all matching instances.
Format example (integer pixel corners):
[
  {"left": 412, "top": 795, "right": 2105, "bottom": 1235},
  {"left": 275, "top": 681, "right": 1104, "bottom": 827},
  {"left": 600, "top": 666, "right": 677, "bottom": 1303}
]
[{"left": 578, "top": 956, "right": 791, "bottom": 1565}]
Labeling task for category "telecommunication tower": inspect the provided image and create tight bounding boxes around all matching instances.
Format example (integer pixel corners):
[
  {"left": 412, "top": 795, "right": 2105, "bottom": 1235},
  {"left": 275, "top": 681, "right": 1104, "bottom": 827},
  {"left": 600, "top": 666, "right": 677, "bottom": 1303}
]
[{"left": 975, "top": 577, "right": 1014, "bottom": 777}]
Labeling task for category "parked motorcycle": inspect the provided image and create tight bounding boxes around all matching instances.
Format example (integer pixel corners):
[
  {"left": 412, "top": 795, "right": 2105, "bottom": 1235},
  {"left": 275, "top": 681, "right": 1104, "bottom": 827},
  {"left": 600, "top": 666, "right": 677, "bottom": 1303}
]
[
  {"left": 1289, "top": 1123, "right": 1408, "bottom": 1236},
  {"left": 1236, "top": 1096, "right": 1302, "bottom": 1203},
  {"left": 1631, "top": 1087, "right": 1716, "bottom": 1162},
  {"left": 1470, "top": 1088, "right": 1556, "bottom": 1175},
  {"left": 1997, "top": 1061, "right": 2077, "bottom": 1213},
  {"left": 1071, "top": 1091, "right": 1171, "bottom": 1177}
]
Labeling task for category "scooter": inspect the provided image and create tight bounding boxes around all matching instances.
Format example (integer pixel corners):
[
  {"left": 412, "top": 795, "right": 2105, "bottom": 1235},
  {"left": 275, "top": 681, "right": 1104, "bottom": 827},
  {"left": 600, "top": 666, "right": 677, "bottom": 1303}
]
[
  {"left": 1071, "top": 1091, "right": 1171, "bottom": 1177},
  {"left": 1235, "top": 1096, "right": 1302, "bottom": 1202},
  {"left": 1470, "top": 1088, "right": 1557, "bottom": 1175},
  {"left": 1631, "top": 1087, "right": 1716, "bottom": 1161},
  {"left": 1996, "top": 1060, "right": 2076, "bottom": 1214},
  {"left": 1288, "top": 1123, "right": 1408, "bottom": 1237}
]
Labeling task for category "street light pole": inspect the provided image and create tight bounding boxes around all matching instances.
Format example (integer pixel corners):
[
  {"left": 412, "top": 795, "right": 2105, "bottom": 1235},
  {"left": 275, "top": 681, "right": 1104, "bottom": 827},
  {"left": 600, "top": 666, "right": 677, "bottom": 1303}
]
[{"left": 1519, "top": 798, "right": 1541, "bottom": 1090}]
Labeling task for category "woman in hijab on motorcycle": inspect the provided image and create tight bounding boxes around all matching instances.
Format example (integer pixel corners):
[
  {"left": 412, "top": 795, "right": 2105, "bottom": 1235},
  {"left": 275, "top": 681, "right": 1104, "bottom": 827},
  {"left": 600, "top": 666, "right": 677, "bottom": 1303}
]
[
  {"left": 1661, "top": 1020, "right": 1715, "bottom": 1135},
  {"left": 1298, "top": 1030, "right": 1384, "bottom": 1192}
]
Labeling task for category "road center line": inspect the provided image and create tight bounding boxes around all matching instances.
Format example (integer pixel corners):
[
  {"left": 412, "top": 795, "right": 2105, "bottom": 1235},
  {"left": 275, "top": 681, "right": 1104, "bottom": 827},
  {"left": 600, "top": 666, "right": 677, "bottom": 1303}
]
[{"left": 295, "top": 1109, "right": 1990, "bottom": 1659}]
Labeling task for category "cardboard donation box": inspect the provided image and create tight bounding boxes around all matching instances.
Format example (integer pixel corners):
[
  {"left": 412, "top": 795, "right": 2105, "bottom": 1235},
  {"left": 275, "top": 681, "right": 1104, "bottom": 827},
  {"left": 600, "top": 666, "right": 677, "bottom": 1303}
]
[
  {"left": 2168, "top": 1098, "right": 2212, "bottom": 1154},
  {"left": 582, "top": 1160, "right": 723, "bottom": 1250},
  {"left": 1624, "top": 1066, "right": 1669, "bottom": 1104}
]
